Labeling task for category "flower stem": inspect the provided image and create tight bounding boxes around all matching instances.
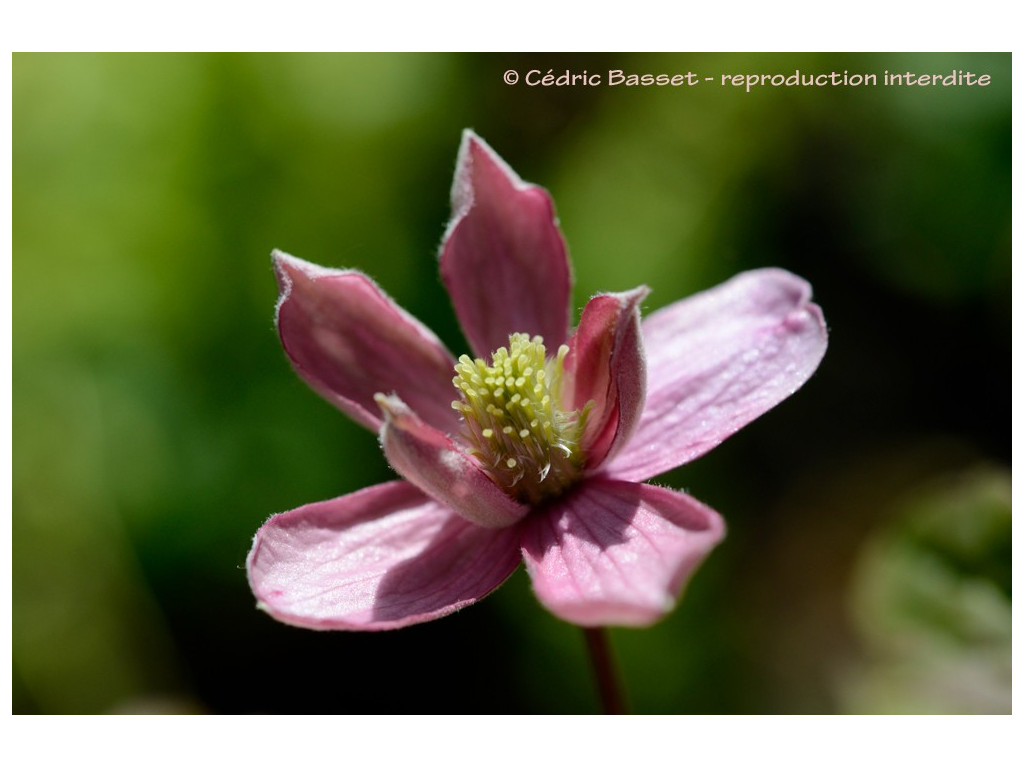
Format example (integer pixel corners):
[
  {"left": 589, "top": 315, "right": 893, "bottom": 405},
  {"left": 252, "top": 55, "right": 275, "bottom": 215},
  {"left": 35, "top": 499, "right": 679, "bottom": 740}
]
[{"left": 582, "top": 626, "right": 627, "bottom": 714}]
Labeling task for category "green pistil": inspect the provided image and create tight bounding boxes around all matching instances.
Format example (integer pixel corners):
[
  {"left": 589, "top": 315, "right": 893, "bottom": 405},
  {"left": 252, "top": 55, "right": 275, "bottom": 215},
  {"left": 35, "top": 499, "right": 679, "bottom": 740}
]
[{"left": 452, "top": 333, "right": 588, "bottom": 505}]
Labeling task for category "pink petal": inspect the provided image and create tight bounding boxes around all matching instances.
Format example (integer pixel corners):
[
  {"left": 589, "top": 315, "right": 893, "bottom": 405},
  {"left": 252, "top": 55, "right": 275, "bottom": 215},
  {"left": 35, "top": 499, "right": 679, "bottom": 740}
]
[
  {"left": 440, "top": 130, "right": 572, "bottom": 358},
  {"left": 247, "top": 480, "right": 522, "bottom": 630},
  {"left": 521, "top": 479, "right": 725, "bottom": 627},
  {"left": 375, "top": 394, "right": 529, "bottom": 529},
  {"left": 566, "top": 287, "right": 649, "bottom": 471},
  {"left": 607, "top": 269, "right": 828, "bottom": 482},
  {"left": 273, "top": 250, "right": 460, "bottom": 433}
]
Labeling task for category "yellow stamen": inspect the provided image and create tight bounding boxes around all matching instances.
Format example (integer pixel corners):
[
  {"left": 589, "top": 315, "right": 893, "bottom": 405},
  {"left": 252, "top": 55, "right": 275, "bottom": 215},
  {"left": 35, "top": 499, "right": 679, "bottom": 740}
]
[{"left": 451, "top": 333, "right": 588, "bottom": 505}]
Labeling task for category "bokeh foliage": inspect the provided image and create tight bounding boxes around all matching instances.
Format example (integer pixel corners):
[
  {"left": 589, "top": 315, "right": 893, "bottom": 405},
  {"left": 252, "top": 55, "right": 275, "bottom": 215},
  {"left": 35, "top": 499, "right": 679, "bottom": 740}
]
[{"left": 13, "top": 53, "right": 1010, "bottom": 713}]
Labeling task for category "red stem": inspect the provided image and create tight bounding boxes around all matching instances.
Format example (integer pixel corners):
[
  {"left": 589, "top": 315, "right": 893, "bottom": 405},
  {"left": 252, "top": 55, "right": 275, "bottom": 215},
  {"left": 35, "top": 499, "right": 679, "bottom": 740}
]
[{"left": 583, "top": 626, "right": 627, "bottom": 714}]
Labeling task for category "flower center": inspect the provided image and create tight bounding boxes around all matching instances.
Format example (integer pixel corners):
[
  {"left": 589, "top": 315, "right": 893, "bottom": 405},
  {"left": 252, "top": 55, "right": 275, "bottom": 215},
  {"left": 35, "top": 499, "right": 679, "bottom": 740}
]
[{"left": 452, "top": 333, "right": 588, "bottom": 505}]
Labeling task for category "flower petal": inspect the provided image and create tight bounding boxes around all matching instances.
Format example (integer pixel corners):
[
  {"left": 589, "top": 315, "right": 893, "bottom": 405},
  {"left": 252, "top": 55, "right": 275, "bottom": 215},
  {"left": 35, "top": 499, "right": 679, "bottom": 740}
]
[
  {"left": 566, "top": 287, "right": 649, "bottom": 471},
  {"left": 440, "top": 130, "right": 572, "bottom": 358},
  {"left": 521, "top": 479, "right": 725, "bottom": 627},
  {"left": 247, "top": 481, "right": 522, "bottom": 630},
  {"left": 607, "top": 269, "right": 828, "bottom": 482},
  {"left": 273, "top": 250, "right": 459, "bottom": 433},
  {"left": 376, "top": 394, "right": 530, "bottom": 528}
]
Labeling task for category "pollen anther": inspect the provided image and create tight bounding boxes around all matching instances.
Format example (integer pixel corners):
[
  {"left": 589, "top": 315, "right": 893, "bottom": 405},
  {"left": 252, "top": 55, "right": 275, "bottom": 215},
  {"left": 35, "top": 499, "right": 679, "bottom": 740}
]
[{"left": 451, "top": 333, "right": 587, "bottom": 505}]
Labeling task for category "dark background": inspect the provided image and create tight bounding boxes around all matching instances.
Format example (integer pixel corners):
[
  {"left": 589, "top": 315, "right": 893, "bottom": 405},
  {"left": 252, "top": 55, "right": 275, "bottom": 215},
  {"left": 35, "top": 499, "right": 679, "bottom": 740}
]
[{"left": 13, "top": 52, "right": 1010, "bottom": 713}]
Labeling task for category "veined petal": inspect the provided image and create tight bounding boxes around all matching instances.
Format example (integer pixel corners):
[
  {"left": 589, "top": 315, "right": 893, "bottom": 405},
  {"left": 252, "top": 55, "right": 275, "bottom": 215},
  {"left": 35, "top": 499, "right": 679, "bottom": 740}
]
[
  {"left": 607, "top": 269, "right": 828, "bottom": 482},
  {"left": 247, "top": 481, "right": 522, "bottom": 630},
  {"left": 440, "top": 130, "right": 572, "bottom": 358},
  {"left": 273, "top": 250, "right": 459, "bottom": 433},
  {"left": 521, "top": 479, "right": 725, "bottom": 627},
  {"left": 376, "top": 394, "right": 530, "bottom": 528},
  {"left": 566, "top": 287, "right": 649, "bottom": 471}
]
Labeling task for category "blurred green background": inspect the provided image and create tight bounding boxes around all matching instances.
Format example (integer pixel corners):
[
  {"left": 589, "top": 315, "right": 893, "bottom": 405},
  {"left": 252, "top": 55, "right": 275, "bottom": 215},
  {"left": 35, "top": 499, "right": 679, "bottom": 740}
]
[{"left": 13, "top": 53, "right": 1010, "bottom": 714}]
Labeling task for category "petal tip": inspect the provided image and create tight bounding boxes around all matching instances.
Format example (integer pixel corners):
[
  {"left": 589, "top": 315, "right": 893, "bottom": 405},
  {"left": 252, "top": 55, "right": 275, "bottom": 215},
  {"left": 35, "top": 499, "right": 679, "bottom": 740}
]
[
  {"left": 451, "top": 130, "right": 530, "bottom": 215},
  {"left": 621, "top": 284, "right": 651, "bottom": 310},
  {"left": 271, "top": 249, "right": 297, "bottom": 300},
  {"left": 273, "top": 250, "right": 346, "bottom": 282},
  {"left": 272, "top": 250, "right": 353, "bottom": 309},
  {"left": 270, "top": 248, "right": 304, "bottom": 276},
  {"left": 457, "top": 127, "right": 483, "bottom": 160},
  {"left": 373, "top": 391, "right": 407, "bottom": 419},
  {"left": 804, "top": 300, "right": 828, "bottom": 334},
  {"left": 762, "top": 267, "right": 815, "bottom": 305}
]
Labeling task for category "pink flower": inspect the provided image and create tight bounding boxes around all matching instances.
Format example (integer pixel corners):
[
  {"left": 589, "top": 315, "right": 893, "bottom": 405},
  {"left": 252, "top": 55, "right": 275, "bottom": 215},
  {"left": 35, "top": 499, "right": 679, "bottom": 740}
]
[{"left": 246, "top": 131, "right": 828, "bottom": 630}]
